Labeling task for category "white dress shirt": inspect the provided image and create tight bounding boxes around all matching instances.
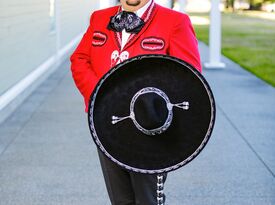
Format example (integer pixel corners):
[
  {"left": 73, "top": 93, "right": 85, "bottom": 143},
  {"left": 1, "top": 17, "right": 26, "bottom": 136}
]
[{"left": 121, "top": 0, "right": 153, "bottom": 49}]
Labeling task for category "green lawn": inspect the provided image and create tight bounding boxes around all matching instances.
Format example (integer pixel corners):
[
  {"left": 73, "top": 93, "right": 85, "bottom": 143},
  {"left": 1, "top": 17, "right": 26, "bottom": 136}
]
[{"left": 191, "top": 12, "right": 275, "bottom": 87}]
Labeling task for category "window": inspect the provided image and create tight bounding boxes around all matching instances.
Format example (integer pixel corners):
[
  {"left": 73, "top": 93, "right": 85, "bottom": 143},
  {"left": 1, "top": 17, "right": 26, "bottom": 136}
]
[{"left": 49, "top": 0, "right": 56, "bottom": 33}]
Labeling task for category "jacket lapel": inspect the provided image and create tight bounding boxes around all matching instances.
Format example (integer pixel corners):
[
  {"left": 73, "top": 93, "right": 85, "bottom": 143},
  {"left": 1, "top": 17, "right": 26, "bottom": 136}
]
[{"left": 123, "top": 2, "right": 159, "bottom": 51}]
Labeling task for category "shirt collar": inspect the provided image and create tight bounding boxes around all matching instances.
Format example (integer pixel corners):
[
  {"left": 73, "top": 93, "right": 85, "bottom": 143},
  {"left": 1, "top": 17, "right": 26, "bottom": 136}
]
[
  {"left": 136, "top": 0, "right": 153, "bottom": 18},
  {"left": 122, "top": 0, "right": 153, "bottom": 18}
]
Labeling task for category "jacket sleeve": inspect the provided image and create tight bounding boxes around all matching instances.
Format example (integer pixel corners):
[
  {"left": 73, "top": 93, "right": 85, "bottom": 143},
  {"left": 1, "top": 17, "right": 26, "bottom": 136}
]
[
  {"left": 168, "top": 13, "right": 202, "bottom": 72},
  {"left": 70, "top": 13, "right": 99, "bottom": 112}
]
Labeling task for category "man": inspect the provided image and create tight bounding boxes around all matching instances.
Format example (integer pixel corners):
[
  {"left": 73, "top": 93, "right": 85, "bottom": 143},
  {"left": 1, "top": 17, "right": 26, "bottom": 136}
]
[{"left": 70, "top": 0, "right": 201, "bottom": 204}]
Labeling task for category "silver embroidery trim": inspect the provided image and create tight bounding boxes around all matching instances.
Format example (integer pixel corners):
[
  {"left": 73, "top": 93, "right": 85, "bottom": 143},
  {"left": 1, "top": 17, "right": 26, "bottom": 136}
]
[
  {"left": 111, "top": 87, "right": 189, "bottom": 135},
  {"left": 141, "top": 38, "right": 165, "bottom": 50}
]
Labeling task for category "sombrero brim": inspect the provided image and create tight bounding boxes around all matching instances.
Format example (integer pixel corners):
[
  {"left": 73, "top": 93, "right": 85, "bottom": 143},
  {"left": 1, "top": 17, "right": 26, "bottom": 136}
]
[{"left": 88, "top": 55, "right": 215, "bottom": 174}]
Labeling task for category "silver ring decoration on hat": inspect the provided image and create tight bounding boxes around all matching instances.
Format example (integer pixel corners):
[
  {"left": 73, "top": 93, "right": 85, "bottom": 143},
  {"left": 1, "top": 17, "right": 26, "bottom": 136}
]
[{"left": 111, "top": 87, "right": 189, "bottom": 135}]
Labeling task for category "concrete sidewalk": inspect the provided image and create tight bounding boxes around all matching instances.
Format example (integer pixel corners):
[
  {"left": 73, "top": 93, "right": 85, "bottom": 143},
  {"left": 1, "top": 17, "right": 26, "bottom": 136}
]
[{"left": 0, "top": 42, "right": 274, "bottom": 205}]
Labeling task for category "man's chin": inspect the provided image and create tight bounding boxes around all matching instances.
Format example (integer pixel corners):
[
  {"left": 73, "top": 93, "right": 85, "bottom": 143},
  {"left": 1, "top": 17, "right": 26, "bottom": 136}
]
[{"left": 126, "top": 0, "right": 141, "bottom": 7}]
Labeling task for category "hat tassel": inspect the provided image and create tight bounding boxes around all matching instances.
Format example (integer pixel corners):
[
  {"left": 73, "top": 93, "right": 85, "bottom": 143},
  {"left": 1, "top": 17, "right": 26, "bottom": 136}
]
[
  {"left": 167, "top": 101, "right": 189, "bottom": 110},
  {"left": 111, "top": 114, "right": 133, "bottom": 125}
]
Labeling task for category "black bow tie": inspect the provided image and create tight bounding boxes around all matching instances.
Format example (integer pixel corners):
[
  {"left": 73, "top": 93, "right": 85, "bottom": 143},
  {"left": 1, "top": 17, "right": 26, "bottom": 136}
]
[{"left": 107, "top": 11, "right": 145, "bottom": 34}]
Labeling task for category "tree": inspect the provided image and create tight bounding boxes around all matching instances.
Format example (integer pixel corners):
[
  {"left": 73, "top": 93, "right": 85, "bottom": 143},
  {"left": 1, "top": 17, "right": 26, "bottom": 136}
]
[
  {"left": 225, "top": 0, "right": 236, "bottom": 11},
  {"left": 248, "top": 0, "right": 275, "bottom": 10}
]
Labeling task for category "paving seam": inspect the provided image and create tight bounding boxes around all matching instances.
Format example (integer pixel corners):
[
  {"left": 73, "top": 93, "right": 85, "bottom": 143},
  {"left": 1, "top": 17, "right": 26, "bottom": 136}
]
[
  {"left": 0, "top": 60, "right": 69, "bottom": 158},
  {"left": 217, "top": 104, "right": 275, "bottom": 178}
]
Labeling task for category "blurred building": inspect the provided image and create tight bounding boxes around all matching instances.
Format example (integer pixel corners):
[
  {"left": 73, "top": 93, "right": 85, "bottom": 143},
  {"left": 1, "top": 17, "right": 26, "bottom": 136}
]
[
  {"left": 184, "top": 0, "right": 211, "bottom": 12},
  {"left": 0, "top": 0, "right": 99, "bottom": 123}
]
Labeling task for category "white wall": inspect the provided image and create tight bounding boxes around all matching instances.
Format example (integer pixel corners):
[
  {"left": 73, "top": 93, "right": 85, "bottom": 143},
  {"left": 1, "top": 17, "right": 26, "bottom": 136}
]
[
  {"left": 59, "top": 0, "right": 98, "bottom": 48},
  {"left": 0, "top": 0, "right": 98, "bottom": 95},
  {"left": 0, "top": 1, "right": 55, "bottom": 95},
  {"left": 0, "top": 0, "right": 99, "bottom": 123}
]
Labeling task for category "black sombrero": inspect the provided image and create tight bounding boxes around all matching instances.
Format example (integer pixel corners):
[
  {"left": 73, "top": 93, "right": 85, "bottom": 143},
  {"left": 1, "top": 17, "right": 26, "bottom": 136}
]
[{"left": 88, "top": 55, "right": 215, "bottom": 174}]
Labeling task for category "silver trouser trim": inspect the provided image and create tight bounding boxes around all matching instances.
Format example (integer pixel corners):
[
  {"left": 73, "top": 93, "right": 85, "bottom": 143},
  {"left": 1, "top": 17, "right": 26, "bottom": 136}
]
[{"left": 157, "top": 174, "right": 164, "bottom": 205}]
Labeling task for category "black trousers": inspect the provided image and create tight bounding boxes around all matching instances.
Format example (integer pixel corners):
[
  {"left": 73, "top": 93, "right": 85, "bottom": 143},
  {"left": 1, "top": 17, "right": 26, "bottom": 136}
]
[{"left": 98, "top": 150, "right": 167, "bottom": 205}]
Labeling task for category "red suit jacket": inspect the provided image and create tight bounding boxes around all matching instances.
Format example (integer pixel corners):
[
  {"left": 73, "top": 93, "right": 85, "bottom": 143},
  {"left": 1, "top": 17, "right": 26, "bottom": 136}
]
[{"left": 70, "top": 2, "right": 201, "bottom": 112}]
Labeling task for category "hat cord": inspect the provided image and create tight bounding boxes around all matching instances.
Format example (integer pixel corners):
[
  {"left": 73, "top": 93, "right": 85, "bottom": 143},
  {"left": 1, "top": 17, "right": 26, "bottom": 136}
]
[{"left": 111, "top": 87, "right": 189, "bottom": 135}]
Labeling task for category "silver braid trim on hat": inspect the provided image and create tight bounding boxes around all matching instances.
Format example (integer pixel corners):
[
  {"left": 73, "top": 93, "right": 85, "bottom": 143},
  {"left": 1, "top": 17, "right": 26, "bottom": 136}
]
[
  {"left": 111, "top": 87, "right": 189, "bottom": 135},
  {"left": 157, "top": 174, "right": 165, "bottom": 205}
]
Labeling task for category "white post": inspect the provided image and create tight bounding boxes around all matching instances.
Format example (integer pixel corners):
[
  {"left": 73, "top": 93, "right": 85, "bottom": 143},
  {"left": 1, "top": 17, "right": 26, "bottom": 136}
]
[{"left": 204, "top": 0, "right": 225, "bottom": 69}]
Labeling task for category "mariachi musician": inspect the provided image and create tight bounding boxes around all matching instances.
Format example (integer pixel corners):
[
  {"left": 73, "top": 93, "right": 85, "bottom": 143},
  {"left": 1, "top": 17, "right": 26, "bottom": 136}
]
[{"left": 70, "top": 0, "right": 202, "bottom": 204}]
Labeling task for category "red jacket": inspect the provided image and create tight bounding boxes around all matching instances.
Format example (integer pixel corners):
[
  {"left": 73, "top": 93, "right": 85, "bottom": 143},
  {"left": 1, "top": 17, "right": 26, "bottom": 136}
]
[{"left": 70, "top": 2, "right": 201, "bottom": 112}]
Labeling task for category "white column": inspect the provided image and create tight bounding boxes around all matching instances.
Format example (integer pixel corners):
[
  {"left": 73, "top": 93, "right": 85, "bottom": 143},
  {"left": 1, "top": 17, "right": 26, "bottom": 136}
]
[{"left": 204, "top": 0, "right": 225, "bottom": 69}]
